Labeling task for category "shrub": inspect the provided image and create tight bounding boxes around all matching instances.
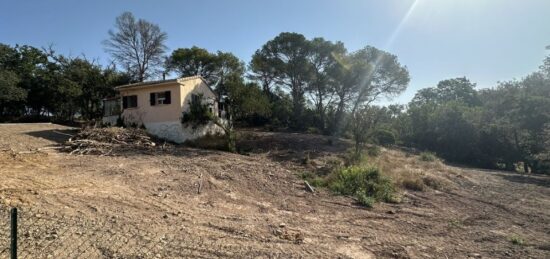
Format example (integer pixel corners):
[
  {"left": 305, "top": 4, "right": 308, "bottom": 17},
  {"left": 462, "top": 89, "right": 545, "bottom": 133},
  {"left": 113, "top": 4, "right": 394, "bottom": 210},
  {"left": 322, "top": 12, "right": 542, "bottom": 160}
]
[
  {"left": 422, "top": 175, "right": 443, "bottom": 190},
  {"left": 373, "top": 129, "right": 396, "bottom": 146},
  {"left": 300, "top": 171, "right": 326, "bottom": 187},
  {"left": 306, "top": 127, "right": 321, "bottom": 134},
  {"left": 401, "top": 178, "right": 426, "bottom": 191},
  {"left": 329, "top": 166, "right": 397, "bottom": 205},
  {"left": 345, "top": 150, "right": 364, "bottom": 166},
  {"left": 355, "top": 190, "right": 376, "bottom": 208},
  {"left": 419, "top": 152, "right": 437, "bottom": 162},
  {"left": 366, "top": 146, "right": 381, "bottom": 157}
]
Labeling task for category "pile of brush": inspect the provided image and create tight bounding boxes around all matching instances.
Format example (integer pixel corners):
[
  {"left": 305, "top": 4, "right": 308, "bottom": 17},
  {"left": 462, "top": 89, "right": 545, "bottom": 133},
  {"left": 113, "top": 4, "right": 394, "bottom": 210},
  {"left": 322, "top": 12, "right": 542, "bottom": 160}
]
[{"left": 64, "top": 127, "right": 157, "bottom": 155}]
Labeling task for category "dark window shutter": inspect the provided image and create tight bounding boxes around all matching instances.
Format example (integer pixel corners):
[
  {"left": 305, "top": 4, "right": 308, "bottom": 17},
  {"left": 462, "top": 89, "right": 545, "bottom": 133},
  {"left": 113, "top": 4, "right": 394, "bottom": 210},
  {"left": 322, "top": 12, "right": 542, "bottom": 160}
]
[
  {"left": 122, "top": 96, "right": 128, "bottom": 109},
  {"left": 131, "top": 95, "right": 137, "bottom": 107},
  {"left": 150, "top": 93, "right": 156, "bottom": 106},
  {"left": 165, "top": 91, "right": 171, "bottom": 104}
]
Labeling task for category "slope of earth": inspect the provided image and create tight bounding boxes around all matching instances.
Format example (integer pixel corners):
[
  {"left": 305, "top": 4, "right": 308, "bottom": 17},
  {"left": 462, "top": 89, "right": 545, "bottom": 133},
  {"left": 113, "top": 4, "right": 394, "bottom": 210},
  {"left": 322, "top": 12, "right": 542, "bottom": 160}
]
[{"left": 0, "top": 123, "right": 549, "bottom": 258}]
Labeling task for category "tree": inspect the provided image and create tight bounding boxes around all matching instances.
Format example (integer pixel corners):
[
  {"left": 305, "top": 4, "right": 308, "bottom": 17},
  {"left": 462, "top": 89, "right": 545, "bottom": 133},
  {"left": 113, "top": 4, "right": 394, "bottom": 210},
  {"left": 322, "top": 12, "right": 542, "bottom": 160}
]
[
  {"left": 339, "top": 47, "right": 409, "bottom": 153},
  {"left": 306, "top": 38, "right": 346, "bottom": 131},
  {"left": 411, "top": 77, "right": 479, "bottom": 106},
  {"left": 104, "top": 12, "right": 167, "bottom": 82},
  {"left": 212, "top": 51, "right": 245, "bottom": 94},
  {"left": 166, "top": 47, "right": 244, "bottom": 91},
  {"left": 252, "top": 32, "right": 313, "bottom": 129},
  {"left": 166, "top": 46, "right": 218, "bottom": 82},
  {"left": 248, "top": 49, "right": 280, "bottom": 95},
  {"left": 0, "top": 70, "right": 25, "bottom": 117},
  {"left": 226, "top": 81, "right": 271, "bottom": 125},
  {"left": 351, "top": 106, "right": 384, "bottom": 154}
]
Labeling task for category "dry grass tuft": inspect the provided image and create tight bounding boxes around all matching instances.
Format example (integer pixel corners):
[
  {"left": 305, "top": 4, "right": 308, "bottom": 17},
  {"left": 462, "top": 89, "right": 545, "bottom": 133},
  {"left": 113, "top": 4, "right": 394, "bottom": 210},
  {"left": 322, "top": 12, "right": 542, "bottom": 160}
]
[{"left": 369, "top": 148, "right": 454, "bottom": 192}]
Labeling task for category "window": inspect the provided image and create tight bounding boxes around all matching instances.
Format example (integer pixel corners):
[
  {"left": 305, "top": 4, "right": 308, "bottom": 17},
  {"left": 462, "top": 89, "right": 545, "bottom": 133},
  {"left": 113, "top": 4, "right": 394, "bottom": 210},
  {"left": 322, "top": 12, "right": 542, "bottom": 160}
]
[
  {"left": 122, "top": 95, "right": 138, "bottom": 109},
  {"left": 150, "top": 91, "right": 171, "bottom": 106},
  {"left": 191, "top": 94, "right": 201, "bottom": 104},
  {"left": 104, "top": 99, "right": 121, "bottom": 116}
]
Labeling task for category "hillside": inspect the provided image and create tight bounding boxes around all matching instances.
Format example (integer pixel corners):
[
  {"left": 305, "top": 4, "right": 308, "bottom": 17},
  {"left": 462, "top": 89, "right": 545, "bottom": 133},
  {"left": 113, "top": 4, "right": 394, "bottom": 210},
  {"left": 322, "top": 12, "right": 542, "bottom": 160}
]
[{"left": 0, "top": 123, "right": 549, "bottom": 258}]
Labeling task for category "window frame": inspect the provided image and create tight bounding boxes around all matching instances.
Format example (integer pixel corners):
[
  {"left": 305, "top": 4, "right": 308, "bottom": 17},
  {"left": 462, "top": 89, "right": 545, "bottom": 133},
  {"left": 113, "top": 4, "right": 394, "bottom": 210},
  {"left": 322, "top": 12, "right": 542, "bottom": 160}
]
[
  {"left": 150, "top": 91, "right": 171, "bottom": 106},
  {"left": 122, "top": 95, "right": 138, "bottom": 109}
]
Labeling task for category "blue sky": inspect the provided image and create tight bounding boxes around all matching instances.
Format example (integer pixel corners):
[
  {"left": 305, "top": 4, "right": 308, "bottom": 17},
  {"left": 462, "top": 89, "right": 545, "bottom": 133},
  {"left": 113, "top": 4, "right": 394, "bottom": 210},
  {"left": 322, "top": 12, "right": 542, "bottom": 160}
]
[{"left": 1, "top": 0, "right": 549, "bottom": 104}]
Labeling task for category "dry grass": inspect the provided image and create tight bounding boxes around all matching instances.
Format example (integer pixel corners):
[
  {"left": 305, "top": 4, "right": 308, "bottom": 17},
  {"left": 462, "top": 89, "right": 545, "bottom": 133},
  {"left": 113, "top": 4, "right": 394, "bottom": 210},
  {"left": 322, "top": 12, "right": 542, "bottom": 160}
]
[{"left": 367, "top": 148, "right": 458, "bottom": 192}]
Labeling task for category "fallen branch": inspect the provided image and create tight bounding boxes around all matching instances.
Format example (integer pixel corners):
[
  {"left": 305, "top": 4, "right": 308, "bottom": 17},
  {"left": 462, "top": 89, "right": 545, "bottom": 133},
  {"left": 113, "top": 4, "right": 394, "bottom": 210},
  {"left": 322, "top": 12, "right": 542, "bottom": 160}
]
[{"left": 304, "top": 181, "right": 315, "bottom": 193}]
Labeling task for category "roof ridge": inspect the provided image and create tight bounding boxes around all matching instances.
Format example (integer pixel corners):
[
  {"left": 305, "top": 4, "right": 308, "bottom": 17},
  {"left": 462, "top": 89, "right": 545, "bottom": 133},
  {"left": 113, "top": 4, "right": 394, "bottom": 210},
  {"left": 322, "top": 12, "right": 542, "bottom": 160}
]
[{"left": 115, "top": 75, "right": 205, "bottom": 90}]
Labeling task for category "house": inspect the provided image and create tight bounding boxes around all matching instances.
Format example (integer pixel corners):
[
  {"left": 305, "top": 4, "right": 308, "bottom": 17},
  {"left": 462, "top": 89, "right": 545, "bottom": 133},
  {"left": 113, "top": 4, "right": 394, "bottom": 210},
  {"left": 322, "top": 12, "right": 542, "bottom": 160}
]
[{"left": 103, "top": 76, "right": 225, "bottom": 143}]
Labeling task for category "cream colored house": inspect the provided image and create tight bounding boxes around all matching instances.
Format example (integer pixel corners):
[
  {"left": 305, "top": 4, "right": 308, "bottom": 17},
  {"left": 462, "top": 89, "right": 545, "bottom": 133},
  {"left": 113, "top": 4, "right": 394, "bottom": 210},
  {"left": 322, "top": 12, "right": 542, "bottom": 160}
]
[{"left": 103, "top": 76, "right": 225, "bottom": 143}]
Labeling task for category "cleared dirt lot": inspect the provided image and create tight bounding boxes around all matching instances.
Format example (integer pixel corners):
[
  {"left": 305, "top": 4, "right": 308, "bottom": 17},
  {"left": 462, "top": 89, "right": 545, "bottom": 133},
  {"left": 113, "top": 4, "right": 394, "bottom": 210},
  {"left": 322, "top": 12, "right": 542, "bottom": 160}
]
[{"left": 0, "top": 123, "right": 549, "bottom": 258}]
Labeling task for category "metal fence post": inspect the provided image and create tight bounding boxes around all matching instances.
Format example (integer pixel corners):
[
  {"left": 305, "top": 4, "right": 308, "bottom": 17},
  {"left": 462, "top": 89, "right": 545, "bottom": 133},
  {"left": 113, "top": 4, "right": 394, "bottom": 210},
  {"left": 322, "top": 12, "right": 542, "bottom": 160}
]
[{"left": 10, "top": 208, "right": 17, "bottom": 259}]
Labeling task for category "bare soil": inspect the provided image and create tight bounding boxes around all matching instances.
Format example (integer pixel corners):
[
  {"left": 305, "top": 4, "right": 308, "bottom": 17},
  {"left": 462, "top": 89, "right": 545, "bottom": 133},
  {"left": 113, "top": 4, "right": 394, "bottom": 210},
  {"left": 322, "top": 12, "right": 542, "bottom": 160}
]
[{"left": 0, "top": 123, "right": 549, "bottom": 258}]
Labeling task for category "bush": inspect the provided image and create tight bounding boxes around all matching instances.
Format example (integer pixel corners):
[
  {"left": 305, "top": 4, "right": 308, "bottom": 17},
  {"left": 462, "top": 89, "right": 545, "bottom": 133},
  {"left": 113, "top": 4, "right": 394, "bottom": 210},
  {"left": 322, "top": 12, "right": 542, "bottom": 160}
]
[
  {"left": 373, "top": 129, "right": 396, "bottom": 146},
  {"left": 300, "top": 171, "right": 326, "bottom": 187},
  {"left": 401, "top": 178, "right": 426, "bottom": 191},
  {"left": 329, "top": 166, "right": 397, "bottom": 205},
  {"left": 355, "top": 190, "right": 376, "bottom": 208},
  {"left": 419, "top": 152, "right": 437, "bottom": 162},
  {"left": 422, "top": 175, "right": 443, "bottom": 190},
  {"left": 366, "top": 146, "right": 381, "bottom": 157},
  {"left": 306, "top": 127, "right": 321, "bottom": 135}
]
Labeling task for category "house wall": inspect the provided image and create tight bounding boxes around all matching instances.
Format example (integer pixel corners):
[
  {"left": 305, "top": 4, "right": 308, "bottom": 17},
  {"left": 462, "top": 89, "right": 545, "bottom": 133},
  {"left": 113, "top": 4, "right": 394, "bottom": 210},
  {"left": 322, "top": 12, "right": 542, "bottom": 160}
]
[
  {"left": 120, "top": 82, "right": 182, "bottom": 125},
  {"left": 180, "top": 78, "right": 219, "bottom": 114},
  {"left": 119, "top": 78, "right": 222, "bottom": 143}
]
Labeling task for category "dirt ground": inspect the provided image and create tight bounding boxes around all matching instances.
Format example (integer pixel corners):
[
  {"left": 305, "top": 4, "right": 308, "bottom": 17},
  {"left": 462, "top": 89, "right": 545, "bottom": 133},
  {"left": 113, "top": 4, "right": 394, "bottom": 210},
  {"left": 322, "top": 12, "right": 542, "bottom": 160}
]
[{"left": 0, "top": 123, "right": 549, "bottom": 258}]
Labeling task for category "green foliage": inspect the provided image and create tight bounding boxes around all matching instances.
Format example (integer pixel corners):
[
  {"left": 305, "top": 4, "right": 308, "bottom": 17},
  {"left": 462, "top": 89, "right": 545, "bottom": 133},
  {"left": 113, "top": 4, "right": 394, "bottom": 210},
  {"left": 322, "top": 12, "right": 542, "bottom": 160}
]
[
  {"left": 228, "top": 80, "right": 271, "bottom": 124},
  {"left": 372, "top": 129, "right": 396, "bottom": 146},
  {"left": 166, "top": 46, "right": 244, "bottom": 90},
  {"left": 509, "top": 235, "right": 525, "bottom": 246},
  {"left": 419, "top": 152, "right": 437, "bottom": 162},
  {"left": 0, "top": 43, "right": 128, "bottom": 121},
  {"left": 181, "top": 94, "right": 213, "bottom": 127},
  {"left": 366, "top": 146, "right": 381, "bottom": 157},
  {"left": 448, "top": 219, "right": 463, "bottom": 229},
  {"left": 355, "top": 190, "right": 376, "bottom": 208},
  {"left": 300, "top": 172, "right": 326, "bottom": 188},
  {"left": 329, "top": 166, "right": 397, "bottom": 204},
  {"left": 402, "top": 72, "right": 550, "bottom": 172},
  {"left": 0, "top": 69, "right": 25, "bottom": 117}
]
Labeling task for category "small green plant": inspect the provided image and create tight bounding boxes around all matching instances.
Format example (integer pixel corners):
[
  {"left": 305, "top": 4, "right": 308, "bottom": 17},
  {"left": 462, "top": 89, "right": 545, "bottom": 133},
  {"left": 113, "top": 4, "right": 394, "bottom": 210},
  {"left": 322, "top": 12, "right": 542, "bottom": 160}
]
[
  {"left": 329, "top": 166, "right": 397, "bottom": 206},
  {"left": 302, "top": 152, "right": 310, "bottom": 165},
  {"left": 509, "top": 235, "right": 525, "bottom": 246},
  {"left": 366, "top": 146, "right": 381, "bottom": 157},
  {"left": 181, "top": 94, "right": 213, "bottom": 128},
  {"left": 419, "top": 152, "right": 437, "bottom": 162},
  {"left": 448, "top": 219, "right": 463, "bottom": 228},
  {"left": 345, "top": 149, "right": 369, "bottom": 166},
  {"left": 355, "top": 190, "right": 375, "bottom": 208},
  {"left": 300, "top": 171, "right": 326, "bottom": 187}
]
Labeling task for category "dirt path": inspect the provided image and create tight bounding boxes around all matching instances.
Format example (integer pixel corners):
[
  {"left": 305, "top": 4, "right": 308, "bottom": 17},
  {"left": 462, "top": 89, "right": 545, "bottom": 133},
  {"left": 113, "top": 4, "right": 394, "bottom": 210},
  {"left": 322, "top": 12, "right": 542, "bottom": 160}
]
[{"left": 0, "top": 124, "right": 549, "bottom": 258}]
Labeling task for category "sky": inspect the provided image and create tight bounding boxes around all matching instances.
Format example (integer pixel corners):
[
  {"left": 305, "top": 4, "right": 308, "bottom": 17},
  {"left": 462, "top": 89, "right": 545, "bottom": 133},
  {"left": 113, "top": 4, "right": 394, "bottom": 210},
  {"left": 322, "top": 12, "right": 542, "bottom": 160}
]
[{"left": 1, "top": 0, "right": 549, "bottom": 104}]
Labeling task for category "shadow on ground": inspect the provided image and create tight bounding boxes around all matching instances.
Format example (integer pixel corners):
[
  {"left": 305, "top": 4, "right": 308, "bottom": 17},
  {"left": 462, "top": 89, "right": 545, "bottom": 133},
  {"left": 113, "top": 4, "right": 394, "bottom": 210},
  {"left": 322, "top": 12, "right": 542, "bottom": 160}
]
[
  {"left": 25, "top": 129, "right": 78, "bottom": 145},
  {"left": 497, "top": 172, "right": 550, "bottom": 188}
]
